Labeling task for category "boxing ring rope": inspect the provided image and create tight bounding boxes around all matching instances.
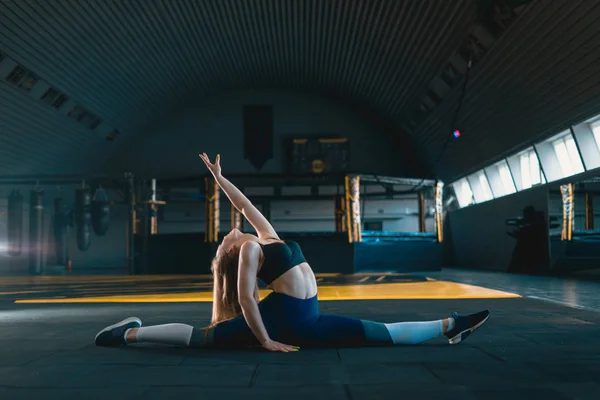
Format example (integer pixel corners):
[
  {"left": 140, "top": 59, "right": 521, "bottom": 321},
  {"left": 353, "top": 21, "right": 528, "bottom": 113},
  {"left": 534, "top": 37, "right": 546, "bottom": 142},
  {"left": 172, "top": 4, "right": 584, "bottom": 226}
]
[
  {"left": 199, "top": 173, "right": 442, "bottom": 245},
  {"left": 346, "top": 174, "right": 442, "bottom": 244}
]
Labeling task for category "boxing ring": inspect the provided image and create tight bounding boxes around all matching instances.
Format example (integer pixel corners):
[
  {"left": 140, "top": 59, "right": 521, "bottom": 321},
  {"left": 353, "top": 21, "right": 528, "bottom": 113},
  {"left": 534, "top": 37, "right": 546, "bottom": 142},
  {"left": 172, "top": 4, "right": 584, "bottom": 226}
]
[
  {"left": 549, "top": 183, "right": 600, "bottom": 272},
  {"left": 138, "top": 173, "right": 444, "bottom": 275}
]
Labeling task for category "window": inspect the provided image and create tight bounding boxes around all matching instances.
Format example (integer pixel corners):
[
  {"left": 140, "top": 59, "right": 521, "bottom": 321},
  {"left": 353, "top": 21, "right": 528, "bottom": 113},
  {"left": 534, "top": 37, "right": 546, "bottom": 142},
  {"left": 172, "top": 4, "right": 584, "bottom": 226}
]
[
  {"left": 79, "top": 113, "right": 101, "bottom": 130},
  {"left": 505, "top": 148, "right": 548, "bottom": 192},
  {"left": 467, "top": 171, "right": 494, "bottom": 203},
  {"left": 68, "top": 105, "right": 86, "bottom": 120},
  {"left": 497, "top": 161, "right": 516, "bottom": 194},
  {"left": 452, "top": 178, "right": 474, "bottom": 208},
  {"left": 485, "top": 159, "right": 516, "bottom": 197},
  {"left": 592, "top": 120, "right": 600, "bottom": 151},
  {"left": 570, "top": 117, "right": 600, "bottom": 170},
  {"left": 41, "top": 88, "right": 69, "bottom": 110},
  {"left": 551, "top": 133, "right": 584, "bottom": 177},
  {"left": 105, "top": 130, "right": 119, "bottom": 142},
  {"left": 519, "top": 149, "right": 545, "bottom": 189},
  {"left": 6, "top": 65, "right": 38, "bottom": 91},
  {"left": 41, "top": 88, "right": 59, "bottom": 103},
  {"left": 6, "top": 66, "right": 26, "bottom": 85},
  {"left": 478, "top": 172, "right": 494, "bottom": 201},
  {"left": 51, "top": 94, "right": 68, "bottom": 109},
  {"left": 535, "top": 130, "right": 585, "bottom": 182}
]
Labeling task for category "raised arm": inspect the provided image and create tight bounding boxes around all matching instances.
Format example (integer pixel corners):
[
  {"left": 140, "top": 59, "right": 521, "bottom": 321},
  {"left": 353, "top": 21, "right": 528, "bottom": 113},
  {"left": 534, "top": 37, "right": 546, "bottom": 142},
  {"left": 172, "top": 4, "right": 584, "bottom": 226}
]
[{"left": 199, "top": 153, "right": 279, "bottom": 240}]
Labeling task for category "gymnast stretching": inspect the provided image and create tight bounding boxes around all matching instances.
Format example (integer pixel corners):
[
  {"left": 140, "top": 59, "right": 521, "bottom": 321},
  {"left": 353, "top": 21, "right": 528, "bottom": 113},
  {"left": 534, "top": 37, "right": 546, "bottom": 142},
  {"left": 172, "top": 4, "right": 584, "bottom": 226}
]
[{"left": 94, "top": 153, "right": 490, "bottom": 352}]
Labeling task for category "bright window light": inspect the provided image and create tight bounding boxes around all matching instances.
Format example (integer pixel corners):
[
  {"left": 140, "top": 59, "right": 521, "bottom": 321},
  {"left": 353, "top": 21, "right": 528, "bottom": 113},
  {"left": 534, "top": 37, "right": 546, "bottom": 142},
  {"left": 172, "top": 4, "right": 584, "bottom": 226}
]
[
  {"left": 565, "top": 136, "right": 584, "bottom": 171},
  {"left": 519, "top": 149, "right": 545, "bottom": 189},
  {"left": 485, "top": 160, "right": 516, "bottom": 197},
  {"left": 468, "top": 171, "right": 494, "bottom": 203},
  {"left": 478, "top": 172, "right": 494, "bottom": 201},
  {"left": 551, "top": 134, "right": 584, "bottom": 177},
  {"left": 452, "top": 178, "right": 474, "bottom": 208},
  {"left": 592, "top": 120, "right": 600, "bottom": 151},
  {"left": 497, "top": 161, "right": 516, "bottom": 194}
]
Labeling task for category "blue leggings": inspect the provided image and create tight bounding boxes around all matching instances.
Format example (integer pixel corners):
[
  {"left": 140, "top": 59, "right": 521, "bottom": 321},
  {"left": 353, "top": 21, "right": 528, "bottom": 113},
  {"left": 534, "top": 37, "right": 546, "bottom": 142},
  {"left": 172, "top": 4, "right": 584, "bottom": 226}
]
[{"left": 207, "top": 292, "right": 391, "bottom": 348}]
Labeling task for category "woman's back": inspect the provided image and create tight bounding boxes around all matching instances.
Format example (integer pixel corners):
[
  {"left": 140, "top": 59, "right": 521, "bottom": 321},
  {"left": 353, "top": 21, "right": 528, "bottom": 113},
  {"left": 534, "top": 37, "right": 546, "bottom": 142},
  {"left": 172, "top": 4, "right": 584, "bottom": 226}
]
[
  {"left": 270, "top": 262, "right": 317, "bottom": 299},
  {"left": 257, "top": 240, "right": 318, "bottom": 299}
]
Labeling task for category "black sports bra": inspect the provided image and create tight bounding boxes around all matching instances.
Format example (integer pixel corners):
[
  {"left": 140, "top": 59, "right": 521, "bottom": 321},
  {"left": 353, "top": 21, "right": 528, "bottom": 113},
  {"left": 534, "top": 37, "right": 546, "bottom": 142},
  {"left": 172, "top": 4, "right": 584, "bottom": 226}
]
[{"left": 257, "top": 240, "right": 307, "bottom": 284}]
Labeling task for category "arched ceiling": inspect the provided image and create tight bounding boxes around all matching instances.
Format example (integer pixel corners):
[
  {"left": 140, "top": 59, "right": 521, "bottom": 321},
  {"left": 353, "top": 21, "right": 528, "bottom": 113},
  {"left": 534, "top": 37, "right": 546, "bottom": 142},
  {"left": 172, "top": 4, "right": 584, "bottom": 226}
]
[{"left": 1, "top": 0, "right": 599, "bottom": 181}]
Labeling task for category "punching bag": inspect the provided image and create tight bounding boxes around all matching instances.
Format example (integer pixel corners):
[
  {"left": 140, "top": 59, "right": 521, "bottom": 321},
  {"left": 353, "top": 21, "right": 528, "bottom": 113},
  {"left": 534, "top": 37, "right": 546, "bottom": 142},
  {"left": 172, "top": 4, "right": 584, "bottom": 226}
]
[
  {"left": 91, "top": 188, "right": 110, "bottom": 236},
  {"left": 28, "top": 189, "right": 45, "bottom": 275},
  {"left": 53, "top": 198, "right": 70, "bottom": 266},
  {"left": 7, "top": 190, "right": 24, "bottom": 256},
  {"left": 75, "top": 188, "right": 92, "bottom": 251}
]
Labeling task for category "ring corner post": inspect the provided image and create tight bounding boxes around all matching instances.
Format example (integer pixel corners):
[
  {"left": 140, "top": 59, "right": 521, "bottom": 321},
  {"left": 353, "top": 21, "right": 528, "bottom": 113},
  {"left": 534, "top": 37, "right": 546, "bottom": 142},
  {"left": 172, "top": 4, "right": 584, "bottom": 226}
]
[
  {"left": 345, "top": 174, "right": 362, "bottom": 243},
  {"left": 560, "top": 183, "right": 574, "bottom": 241},
  {"left": 344, "top": 175, "right": 353, "bottom": 243},
  {"left": 205, "top": 176, "right": 220, "bottom": 243},
  {"left": 435, "top": 181, "right": 444, "bottom": 243}
]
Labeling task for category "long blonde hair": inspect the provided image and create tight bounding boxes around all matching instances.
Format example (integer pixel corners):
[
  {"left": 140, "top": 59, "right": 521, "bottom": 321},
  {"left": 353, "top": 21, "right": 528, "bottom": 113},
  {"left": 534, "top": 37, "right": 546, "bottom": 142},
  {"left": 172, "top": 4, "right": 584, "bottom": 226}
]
[{"left": 210, "top": 247, "right": 260, "bottom": 325}]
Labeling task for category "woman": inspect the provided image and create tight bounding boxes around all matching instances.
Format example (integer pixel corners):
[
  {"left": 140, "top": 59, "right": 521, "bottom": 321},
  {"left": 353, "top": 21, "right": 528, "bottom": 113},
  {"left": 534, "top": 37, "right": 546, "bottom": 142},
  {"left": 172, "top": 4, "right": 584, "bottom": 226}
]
[{"left": 95, "top": 153, "right": 490, "bottom": 352}]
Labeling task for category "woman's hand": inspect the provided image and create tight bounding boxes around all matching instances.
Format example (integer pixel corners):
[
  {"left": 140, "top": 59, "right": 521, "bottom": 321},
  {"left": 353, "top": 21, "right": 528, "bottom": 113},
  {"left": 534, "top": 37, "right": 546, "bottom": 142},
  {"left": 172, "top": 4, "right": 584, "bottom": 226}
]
[
  {"left": 199, "top": 153, "right": 222, "bottom": 177},
  {"left": 261, "top": 339, "right": 300, "bottom": 353}
]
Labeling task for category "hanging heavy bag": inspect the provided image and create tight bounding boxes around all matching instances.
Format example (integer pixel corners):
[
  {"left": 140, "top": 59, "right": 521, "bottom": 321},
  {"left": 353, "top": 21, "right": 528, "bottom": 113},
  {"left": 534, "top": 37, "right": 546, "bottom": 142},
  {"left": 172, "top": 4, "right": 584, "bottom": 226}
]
[
  {"left": 53, "top": 198, "right": 71, "bottom": 266},
  {"left": 91, "top": 187, "right": 110, "bottom": 236},
  {"left": 75, "top": 188, "right": 92, "bottom": 251},
  {"left": 7, "top": 190, "right": 24, "bottom": 256},
  {"left": 28, "top": 189, "right": 45, "bottom": 275}
]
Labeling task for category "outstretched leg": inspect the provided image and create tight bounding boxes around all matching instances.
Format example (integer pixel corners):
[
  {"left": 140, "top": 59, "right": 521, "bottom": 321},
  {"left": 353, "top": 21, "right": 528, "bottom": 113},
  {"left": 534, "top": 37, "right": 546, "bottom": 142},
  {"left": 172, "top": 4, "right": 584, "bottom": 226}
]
[
  {"left": 94, "top": 306, "right": 490, "bottom": 349},
  {"left": 94, "top": 319, "right": 215, "bottom": 348},
  {"left": 125, "top": 323, "right": 214, "bottom": 347},
  {"left": 95, "top": 292, "right": 303, "bottom": 348},
  {"left": 362, "top": 318, "right": 450, "bottom": 345},
  {"left": 297, "top": 310, "right": 490, "bottom": 347},
  {"left": 95, "top": 292, "right": 290, "bottom": 348}
]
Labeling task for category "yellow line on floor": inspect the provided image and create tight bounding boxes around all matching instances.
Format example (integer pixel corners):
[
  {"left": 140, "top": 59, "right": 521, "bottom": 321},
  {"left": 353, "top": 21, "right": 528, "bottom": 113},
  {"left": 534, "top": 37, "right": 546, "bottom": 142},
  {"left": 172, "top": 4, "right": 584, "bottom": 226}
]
[{"left": 14, "top": 281, "right": 520, "bottom": 303}]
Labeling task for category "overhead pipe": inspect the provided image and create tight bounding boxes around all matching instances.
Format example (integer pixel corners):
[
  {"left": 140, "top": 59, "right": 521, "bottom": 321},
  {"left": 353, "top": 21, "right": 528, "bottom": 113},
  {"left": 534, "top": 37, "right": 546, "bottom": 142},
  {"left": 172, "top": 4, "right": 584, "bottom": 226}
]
[{"left": 0, "top": 174, "right": 112, "bottom": 186}]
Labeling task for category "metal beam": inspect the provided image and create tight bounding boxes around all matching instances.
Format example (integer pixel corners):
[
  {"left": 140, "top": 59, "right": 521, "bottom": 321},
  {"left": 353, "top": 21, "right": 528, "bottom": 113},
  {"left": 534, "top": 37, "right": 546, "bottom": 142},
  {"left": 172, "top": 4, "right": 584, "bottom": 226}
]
[{"left": 354, "top": 174, "right": 437, "bottom": 187}]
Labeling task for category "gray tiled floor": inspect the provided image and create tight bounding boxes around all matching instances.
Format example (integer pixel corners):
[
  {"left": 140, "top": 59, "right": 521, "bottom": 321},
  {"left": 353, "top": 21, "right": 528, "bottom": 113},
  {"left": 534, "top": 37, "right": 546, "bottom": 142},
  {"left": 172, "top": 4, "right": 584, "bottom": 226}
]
[
  {"left": 1, "top": 275, "right": 600, "bottom": 399},
  {"left": 423, "top": 268, "right": 600, "bottom": 312}
]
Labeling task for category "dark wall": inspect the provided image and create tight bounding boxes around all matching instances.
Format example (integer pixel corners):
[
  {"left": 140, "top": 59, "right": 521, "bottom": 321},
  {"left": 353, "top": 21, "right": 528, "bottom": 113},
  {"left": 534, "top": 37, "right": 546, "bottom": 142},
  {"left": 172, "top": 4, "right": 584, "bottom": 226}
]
[
  {"left": 446, "top": 186, "right": 549, "bottom": 271},
  {"left": 117, "top": 89, "right": 407, "bottom": 178}
]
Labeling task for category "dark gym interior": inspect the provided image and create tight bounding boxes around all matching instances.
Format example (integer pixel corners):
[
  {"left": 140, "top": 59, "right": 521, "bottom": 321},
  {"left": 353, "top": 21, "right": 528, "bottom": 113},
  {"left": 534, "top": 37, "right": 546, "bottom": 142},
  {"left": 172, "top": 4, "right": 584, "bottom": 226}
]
[{"left": 1, "top": 1, "right": 600, "bottom": 399}]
